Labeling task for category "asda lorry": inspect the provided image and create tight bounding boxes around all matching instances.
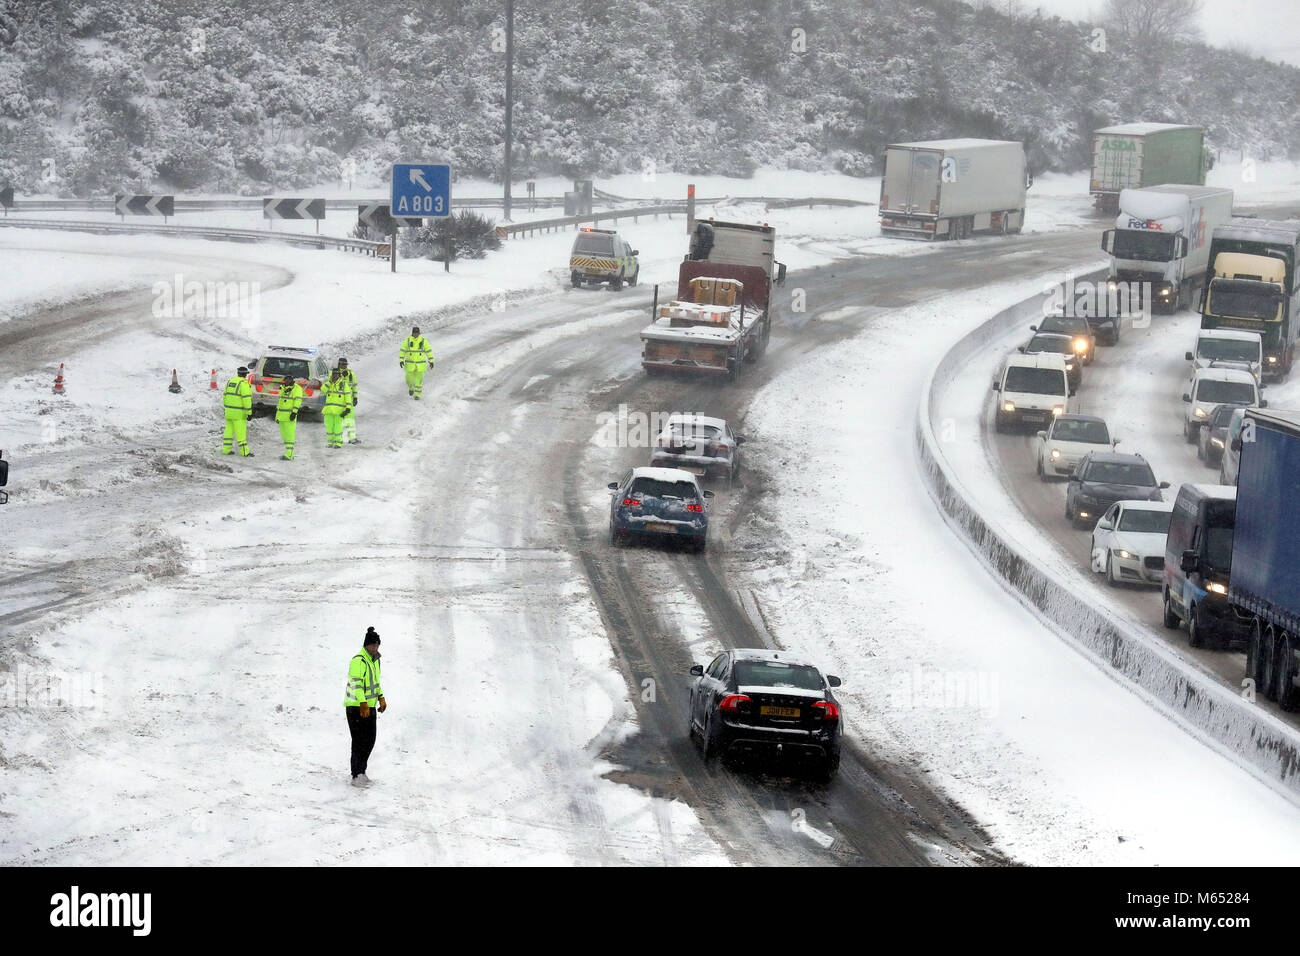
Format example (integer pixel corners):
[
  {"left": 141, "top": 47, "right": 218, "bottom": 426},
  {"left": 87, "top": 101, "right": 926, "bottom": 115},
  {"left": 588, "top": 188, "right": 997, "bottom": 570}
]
[
  {"left": 1100, "top": 185, "right": 1233, "bottom": 313},
  {"left": 1090, "top": 123, "right": 1209, "bottom": 213},
  {"left": 1230, "top": 408, "right": 1300, "bottom": 710},
  {"left": 1199, "top": 219, "right": 1300, "bottom": 380},
  {"left": 639, "top": 220, "right": 785, "bottom": 380},
  {"left": 879, "top": 139, "right": 1026, "bottom": 240}
]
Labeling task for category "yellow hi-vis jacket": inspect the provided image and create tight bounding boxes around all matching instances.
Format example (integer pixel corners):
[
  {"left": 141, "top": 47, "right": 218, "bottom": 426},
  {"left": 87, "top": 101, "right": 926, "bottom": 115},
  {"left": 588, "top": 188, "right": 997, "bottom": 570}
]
[
  {"left": 322, "top": 376, "right": 350, "bottom": 415},
  {"left": 344, "top": 648, "right": 383, "bottom": 707},
  {"left": 400, "top": 335, "right": 432, "bottom": 368},
  {"left": 275, "top": 381, "right": 304, "bottom": 422},
  {"left": 337, "top": 368, "right": 357, "bottom": 404},
  {"left": 223, "top": 376, "right": 252, "bottom": 417}
]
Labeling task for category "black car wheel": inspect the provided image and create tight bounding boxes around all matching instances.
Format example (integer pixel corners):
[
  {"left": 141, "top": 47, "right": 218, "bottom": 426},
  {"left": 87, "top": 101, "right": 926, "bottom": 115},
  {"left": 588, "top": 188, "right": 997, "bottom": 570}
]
[
  {"left": 1104, "top": 552, "right": 1119, "bottom": 588},
  {"left": 1162, "top": 590, "right": 1181, "bottom": 629},
  {"left": 700, "top": 710, "right": 719, "bottom": 762},
  {"left": 1277, "top": 633, "right": 1298, "bottom": 712},
  {"left": 1036, "top": 455, "right": 1046, "bottom": 480},
  {"left": 1187, "top": 603, "right": 1206, "bottom": 648},
  {"left": 811, "top": 755, "right": 840, "bottom": 784},
  {"left": 610, "top": 273, "right": 623, "bottom": 291}
]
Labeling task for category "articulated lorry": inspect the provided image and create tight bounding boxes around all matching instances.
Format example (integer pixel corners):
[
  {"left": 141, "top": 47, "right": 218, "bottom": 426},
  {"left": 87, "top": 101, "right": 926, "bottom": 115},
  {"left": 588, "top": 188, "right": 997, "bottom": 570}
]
[
  {"left": 1199, "top": 219, "right": 1300, "bottom": 381},
  {"left": 640, "top": 219, "right": 785, "bottom": 380},
  {"left": 1100, "top": 185, "right": 1233, "bottom": 313},
  {"left": 1090, "top": 123, "right": 1209, "bottom": 213},
  {"left": 1230, "top": 408, "right": 1300, "bottom": 710},
  {"left": 879, "top": 139, "right": 1026, "bottom": 240}
]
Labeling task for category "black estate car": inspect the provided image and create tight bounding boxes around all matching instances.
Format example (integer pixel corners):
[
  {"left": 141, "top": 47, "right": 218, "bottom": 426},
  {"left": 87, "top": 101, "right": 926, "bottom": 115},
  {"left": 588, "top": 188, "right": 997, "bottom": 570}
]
[
  {"left": 1065, "top": 451, "right": 1170, "bottom": 529},
  {"left": 688, "top": 648, "right": 843, "bottom": 781}
]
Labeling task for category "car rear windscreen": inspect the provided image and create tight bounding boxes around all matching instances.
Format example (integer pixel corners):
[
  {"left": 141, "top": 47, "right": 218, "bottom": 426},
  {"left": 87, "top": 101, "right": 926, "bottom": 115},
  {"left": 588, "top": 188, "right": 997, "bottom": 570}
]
[
  {"left": 733, "top": 660, "right": 825, "bottom": 691},
  {"left": 1196, "top": 380, "right": 1256, "bottom": 404},
  {"left": 573, "top": 235, "right": 614, "bottom": 255},
  {"left": 665, "top": 424, "right": 722, "bottom": 442},
  {"left": 1004, "top": 366, "right": 1066, "bottom": 395},
  {"left": 1054, "top": 419, "right": 1109, "bottom": 443},
  {"left": 1119, "top": 509, "right": 1172, "bottom": 533},
  {"left": 262, "top": 357, "right": 312, "bottom": 379},
  {"left": 1084, "top": 462, "right": 1155, "bottom": 486},
  {"left": 629, "top": 477, "right": 698, "bottom": 499}
]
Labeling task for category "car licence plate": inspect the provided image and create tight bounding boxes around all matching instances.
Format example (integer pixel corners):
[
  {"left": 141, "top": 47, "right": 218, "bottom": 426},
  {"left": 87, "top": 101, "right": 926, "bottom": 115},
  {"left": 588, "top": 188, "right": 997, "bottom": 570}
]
[
  {"left": 646, "top": 522, "right": 676, "bottom": 533},
  {"left": 760, "top": 705, "right": 800, "bottom": 718}
]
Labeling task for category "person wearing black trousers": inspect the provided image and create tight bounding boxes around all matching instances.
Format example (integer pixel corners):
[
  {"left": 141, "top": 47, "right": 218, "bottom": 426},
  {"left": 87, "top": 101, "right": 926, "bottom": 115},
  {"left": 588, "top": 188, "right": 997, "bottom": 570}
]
[{"left": 344, "top": 627, "right": 386, "bottom": 787}]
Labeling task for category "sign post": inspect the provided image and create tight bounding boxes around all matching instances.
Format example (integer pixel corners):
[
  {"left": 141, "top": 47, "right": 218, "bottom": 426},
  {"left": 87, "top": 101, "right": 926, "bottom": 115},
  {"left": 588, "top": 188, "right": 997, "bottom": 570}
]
[{"left": 391, "top": 163, "right": 452, "bottom": 273}]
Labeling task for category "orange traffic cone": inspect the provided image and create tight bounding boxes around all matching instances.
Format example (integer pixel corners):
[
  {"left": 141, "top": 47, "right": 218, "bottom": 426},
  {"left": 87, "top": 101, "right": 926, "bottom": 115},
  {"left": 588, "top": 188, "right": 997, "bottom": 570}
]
[
  {"left": 209, "top": 369, "right": 218, "bottom": 390},
  {"left": 52, "top": 363, "right": 66, "bottom": 395},
  {"left": 168, "top": 368, "right": 182, "bottom": 394}
]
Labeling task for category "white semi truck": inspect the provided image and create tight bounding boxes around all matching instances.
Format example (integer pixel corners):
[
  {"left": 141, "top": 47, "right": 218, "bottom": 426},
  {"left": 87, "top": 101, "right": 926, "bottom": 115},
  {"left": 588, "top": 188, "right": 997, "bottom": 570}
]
[
  {"left": 879, "top": 139, "right": 1027, "bottom": 241},
  {"left": 1100, "top": 185, "right": 1234, "bottom": 313}
]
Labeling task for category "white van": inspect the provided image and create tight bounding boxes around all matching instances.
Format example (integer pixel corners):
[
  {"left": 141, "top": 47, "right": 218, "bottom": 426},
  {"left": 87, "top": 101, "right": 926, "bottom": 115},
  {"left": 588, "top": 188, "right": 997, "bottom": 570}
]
[
  {"left": 992, "top": 352, "right": 1074, "bottom": 432},
  {"left": 1186, "top": 329, "right": 1263, "bottom": 383},
  {"left": 1182, "top": 365, "right": 1263, "bottom": 441}
]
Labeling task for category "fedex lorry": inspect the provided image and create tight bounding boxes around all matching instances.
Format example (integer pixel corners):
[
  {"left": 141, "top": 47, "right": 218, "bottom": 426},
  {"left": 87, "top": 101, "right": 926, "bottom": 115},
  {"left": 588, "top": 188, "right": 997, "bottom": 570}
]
[
  {"left": 1100, "top": 185, "right": 1233, "bottom": 313},
  {"left": 1090, "top": 123, "right": 1209, "bottom": 212},
  {"left": 879, "top": 139, "right": 1026, "bottom": 240}
]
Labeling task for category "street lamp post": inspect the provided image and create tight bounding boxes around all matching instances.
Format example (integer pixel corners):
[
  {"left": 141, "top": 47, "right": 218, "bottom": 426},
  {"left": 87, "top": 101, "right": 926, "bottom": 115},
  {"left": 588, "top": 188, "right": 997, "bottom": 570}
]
[{"left": 503, "top": 0, "right": 514, "bottom": 222}]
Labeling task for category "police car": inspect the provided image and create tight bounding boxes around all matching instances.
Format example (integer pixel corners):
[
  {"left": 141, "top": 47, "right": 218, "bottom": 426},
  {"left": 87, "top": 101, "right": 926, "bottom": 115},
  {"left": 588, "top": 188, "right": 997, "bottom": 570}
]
[
  {"left": 245, "top": 346, "right": 332, "bottom": 415},
  {"left": 570, "top": 227, "right": 639, "bottom": 289}
]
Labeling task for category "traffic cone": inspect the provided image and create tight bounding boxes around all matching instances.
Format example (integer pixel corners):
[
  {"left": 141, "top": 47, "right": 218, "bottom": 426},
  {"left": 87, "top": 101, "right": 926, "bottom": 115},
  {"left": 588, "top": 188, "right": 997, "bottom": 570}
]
[
  {"left": 52, "top": 363, "right": 66, "bottom": 395},
  {"left": 209, "top": 369, "right": 218, "bottom": 390},
  {"left": 168, "top": 369, "right": 182, "bottom": 394}
]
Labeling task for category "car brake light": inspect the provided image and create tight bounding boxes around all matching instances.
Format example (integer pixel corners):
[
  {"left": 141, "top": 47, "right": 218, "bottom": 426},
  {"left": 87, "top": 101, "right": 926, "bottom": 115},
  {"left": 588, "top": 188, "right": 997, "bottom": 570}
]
[
  {"left": 813, "top": 701, "right": 840, "bottom": 721},
  {"left": 719, "top": 694, "right": 750, "bottom": 714},
  {"left": 621, "top": 498, "right": 640, "bottom": 507},
  {"left": 686, "top": 503, "right": 703, "bottom": 512},
  {"left": 706, "top": 442, "right": 730, "bottom": 456}
]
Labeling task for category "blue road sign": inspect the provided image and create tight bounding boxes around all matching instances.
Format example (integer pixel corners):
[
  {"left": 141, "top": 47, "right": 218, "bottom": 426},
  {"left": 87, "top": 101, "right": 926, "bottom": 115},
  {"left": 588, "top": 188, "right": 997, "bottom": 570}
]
[{"left": 391, "top": 163, "right": 451, "bottom": 218}]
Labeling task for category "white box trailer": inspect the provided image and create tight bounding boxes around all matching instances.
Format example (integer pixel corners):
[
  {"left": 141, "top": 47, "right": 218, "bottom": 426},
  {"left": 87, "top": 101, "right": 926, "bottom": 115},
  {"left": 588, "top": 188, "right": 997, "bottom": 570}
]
[
  {"left": 879, "top": 138, "right": 1027, "bottom": 241},
  {"left": 1101, "top": 184, "right": 1234, "bottom": 313}
]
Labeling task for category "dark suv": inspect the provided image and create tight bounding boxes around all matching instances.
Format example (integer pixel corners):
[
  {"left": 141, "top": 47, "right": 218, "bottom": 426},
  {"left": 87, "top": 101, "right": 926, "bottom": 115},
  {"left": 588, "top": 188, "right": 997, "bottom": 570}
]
[
  {"left": 1065, "top": 451, "right": 1170, "bottom": 528},
  {"left": 688, "top": 648, "right": 843, "bottom": 781},
  {"left": 1031, "top": 314, "right": 1095, "bottom": 365}
]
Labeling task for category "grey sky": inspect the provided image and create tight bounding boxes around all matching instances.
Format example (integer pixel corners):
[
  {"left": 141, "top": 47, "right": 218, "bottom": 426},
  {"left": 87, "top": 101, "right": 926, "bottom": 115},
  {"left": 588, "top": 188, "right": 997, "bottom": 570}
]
[{"left": 1023, "top": 0, "right": 1300, "bottom": 67}]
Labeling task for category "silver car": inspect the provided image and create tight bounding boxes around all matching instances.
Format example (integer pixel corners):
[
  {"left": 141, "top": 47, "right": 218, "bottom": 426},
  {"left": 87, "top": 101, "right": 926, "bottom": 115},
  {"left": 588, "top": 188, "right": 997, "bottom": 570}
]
[
  {"left": 246, "top": 346, "right": 332, "bottom": 414},
  {"left": 649, "top": 414, "right": 744, "bottom": 481}
]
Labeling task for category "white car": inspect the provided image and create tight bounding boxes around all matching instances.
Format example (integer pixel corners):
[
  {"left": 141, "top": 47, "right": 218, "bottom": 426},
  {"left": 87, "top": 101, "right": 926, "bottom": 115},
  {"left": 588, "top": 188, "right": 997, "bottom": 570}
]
[
  {"left": 1182, "top": 365, "right": 1263, "bottom": 442},
  {"left": 1090, "top": 500, "right": 1175, "bottom": 586},
  {"left": 1034, "top": 414, "right": 1115, "bottom": 480},
  {"left": 1186, "top": 329, "right": 1263, "bottom": 384},
  {"left": 649, "top": 414, "right": 744, "bottom": 481}
]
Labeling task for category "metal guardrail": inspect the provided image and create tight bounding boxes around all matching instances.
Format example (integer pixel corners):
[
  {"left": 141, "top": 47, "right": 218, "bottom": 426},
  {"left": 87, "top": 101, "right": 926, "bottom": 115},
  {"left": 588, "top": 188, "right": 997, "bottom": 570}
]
[
  {"left": 1, "top": 196, "right": 568, "bottom": 213},
  {"left": 500, "top": 204, "right": 686, "bottom": 237},
  {"left": 0, "top": 217, "right": 385, "bottom": 254}
]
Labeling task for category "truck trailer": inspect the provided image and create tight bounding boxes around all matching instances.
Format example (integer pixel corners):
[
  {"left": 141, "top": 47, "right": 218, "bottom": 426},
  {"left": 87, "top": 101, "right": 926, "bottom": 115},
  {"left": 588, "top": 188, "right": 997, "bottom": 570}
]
[
  {"left": 1230, "top": 408, "right": 1300, "bottom": 710},
  {"left": 1100, "top": 185, "right": 1233, "bottom": 313},
  {"left": 1089, "top": 123, "right": 1209, "bottom": 213},
  {"left": 879, "top": 139, "right": 1026, "bottom": 241},
  {"left": 639, "top": 219, "right": 785, "bottom": 380},
  {"left": 1199, "top": 219, "right": 1300, "bottom": 380}
]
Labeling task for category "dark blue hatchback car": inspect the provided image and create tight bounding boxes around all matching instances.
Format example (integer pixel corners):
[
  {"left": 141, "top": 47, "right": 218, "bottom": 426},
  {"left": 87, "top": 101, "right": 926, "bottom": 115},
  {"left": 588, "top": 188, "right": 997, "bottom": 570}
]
[{"left": 608, "top": 467, "right": 714, "bottom": 552}]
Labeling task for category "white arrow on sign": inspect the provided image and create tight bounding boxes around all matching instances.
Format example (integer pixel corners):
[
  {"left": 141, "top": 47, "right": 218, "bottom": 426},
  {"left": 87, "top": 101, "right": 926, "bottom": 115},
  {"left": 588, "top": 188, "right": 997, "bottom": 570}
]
[
  {"left": 410, "top": 168, "right": 432, "bottom": 192},
  {"left": 294, "top": 198, "right": 315, "bottom": 219},
  {"left": 145, "top": 195, "right": 166, "bottom": 215},
  {"left": 115, "top": 195, "right": 131, "bottom": 216}
]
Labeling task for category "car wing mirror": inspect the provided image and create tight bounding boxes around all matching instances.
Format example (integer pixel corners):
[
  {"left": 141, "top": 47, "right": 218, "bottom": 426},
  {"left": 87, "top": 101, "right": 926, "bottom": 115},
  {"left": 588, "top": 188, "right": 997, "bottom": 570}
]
[
  {"left": 1181, "top": 393, "right": 1191, "bottom": 403},
  {"left": 1180, "top": 549, "right": 1199, "bottom": 574},
  {"left": 702, "top": 489, "right": 715, "bottom": 498},
  {"left": 826, "top": 675, "right": 842, "bottom": 688},
  {"left": 631, "top": 249, "right": 639, "bottom": 256},
  {"left": 607, "top": 481, "right": 619, "bottom": 490},
  {"left": 689, "top": 664, "right": 704, "bottom": 677},
  {"left": 1260, "top": 399, "right": 1268, "bottom": 408},
  {"left": 1111, "top": 438, "right": 1120, "bottom": 448},
  {"left": 0, "top": 455, "right": 8, "bottom": 488},
  {"left": 1017, "top": 346, "right": 1026, "bottom": 354},
  {"left": 734, "top": 435, "right": 745, "bottom": 445},
  {"left": 1185, "top": 351, "right": 1194, "bottom": 361},
  {"left": 1230, "top": 437, "right": 1242, "bottom": 452},
  {"left": 1035, "top": 430, "right": 1047, "bottom": 439},
  {"left": 991, "top": 380, "right": 1001, "bottom": 391},
  {"left": 1159, "top": 481, "right": 1171, "bottom": 489},
  {"left": 1029, "top": 325, "right": 1038, "bottom": 332}
]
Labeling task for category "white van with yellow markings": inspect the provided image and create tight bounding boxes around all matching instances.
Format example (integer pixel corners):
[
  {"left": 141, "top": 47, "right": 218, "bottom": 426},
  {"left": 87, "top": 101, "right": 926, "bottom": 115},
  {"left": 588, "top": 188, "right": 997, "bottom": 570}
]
[{"left": 570, "top": 227, "right": 639, "bottom": 290}]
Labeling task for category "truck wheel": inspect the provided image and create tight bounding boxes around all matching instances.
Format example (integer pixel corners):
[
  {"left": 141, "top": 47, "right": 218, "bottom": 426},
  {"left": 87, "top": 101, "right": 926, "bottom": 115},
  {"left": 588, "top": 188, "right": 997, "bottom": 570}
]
[
  {"left": 1277, "top": 632, "right": 1298, "bottom": 712},
  {"left": 610, "top": 273, "right": 623, "bottom": 291},
  {"left": 1162, "top": 590, "right": 1181, "bottom": 629},
  {"left": 571, "top": 272, "right": 582, "bottom": 288},
  {"left": 1261, "top": 626, "right": 1280, "bottom": 700},
  {"left": 1187, "top": 604, "right": 1206, "bottom": 648},
  {"left": 1247, "top": 618, "right": 1268, "bottom": 692},
  {"left": 726, "top": 358, "right": 741, "bottom": 382},
  {"left": 1009, "top": 209, "right": 1024, "bottom": 234}
]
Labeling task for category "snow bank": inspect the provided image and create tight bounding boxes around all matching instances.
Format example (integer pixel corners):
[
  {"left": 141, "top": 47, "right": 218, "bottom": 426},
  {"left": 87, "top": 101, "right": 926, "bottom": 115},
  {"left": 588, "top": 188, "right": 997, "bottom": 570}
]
[{"left": 915, "top": 272, "right": 1300, "bottom": 800}]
